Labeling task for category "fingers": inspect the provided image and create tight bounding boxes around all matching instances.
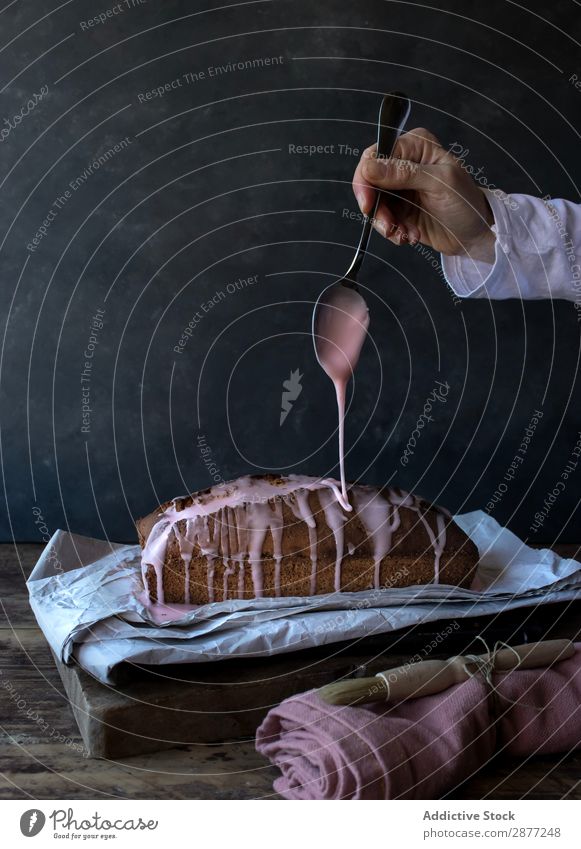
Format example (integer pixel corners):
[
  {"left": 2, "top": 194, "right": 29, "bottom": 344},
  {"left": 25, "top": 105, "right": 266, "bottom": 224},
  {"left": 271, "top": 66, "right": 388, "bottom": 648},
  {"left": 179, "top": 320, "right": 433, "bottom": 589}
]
[
  {"left": 372, "top": 201, "right": 411, "bottom": 245},
  {"left": 386, "top": 222, "right": 415, "bottom": 246},
  {"left": 361, "top": 155, "right": 434, "bottom": 194},
  {"left": 352, "top": 143, "right": 377, "bottom": 214},
  {"left": 352, "top": 172, "right": 417, "bottom": 246},
  {"left": 387, "top": 225, "right": 409, "bottom": 246},
  {"left": 405, "top": 221, "right": 421, "bottom": 245},
  {"left": 352, "top": 128, "right": 444, "bottom": 246},
  {"left": 352, "top": 127, "right": 449, "bottom": 212},
  {"left": 391, "top": 127, "right": 447, "bottom": 165},
  {"left": 371, "top": 197, "right": 396, "bottom": 238},
  {"left": 353, "top": 145, "right": 410, "bottom": 236}
]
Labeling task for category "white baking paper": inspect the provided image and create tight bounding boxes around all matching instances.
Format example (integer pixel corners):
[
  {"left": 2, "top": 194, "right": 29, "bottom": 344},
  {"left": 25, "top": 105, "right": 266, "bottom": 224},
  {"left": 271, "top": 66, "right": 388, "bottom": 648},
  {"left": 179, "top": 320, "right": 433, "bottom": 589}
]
[{"left": 27, "top": 513, "right": 581, "bottom": 684}]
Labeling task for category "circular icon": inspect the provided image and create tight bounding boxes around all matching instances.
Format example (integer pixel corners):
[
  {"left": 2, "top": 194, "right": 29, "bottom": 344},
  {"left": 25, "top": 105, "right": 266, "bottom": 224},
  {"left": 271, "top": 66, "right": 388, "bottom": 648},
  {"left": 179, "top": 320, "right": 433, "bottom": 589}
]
[{"left": 20, "top": 810, "right": 46, "bottom": 837}]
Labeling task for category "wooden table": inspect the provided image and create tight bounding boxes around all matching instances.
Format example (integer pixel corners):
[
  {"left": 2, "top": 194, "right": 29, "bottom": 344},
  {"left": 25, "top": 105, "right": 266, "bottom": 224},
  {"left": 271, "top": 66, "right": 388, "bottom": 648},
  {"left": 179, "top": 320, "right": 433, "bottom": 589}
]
[{"left": 2, "top": 543, "right": 581, "bottom": 800}]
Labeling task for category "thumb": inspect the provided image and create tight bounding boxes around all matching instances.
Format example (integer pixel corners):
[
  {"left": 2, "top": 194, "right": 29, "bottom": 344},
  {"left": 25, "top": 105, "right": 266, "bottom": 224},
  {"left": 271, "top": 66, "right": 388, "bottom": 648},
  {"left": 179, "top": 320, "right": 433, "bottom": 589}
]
[{"left": 362, "top": 156, "right": 438, "bottom": 192}]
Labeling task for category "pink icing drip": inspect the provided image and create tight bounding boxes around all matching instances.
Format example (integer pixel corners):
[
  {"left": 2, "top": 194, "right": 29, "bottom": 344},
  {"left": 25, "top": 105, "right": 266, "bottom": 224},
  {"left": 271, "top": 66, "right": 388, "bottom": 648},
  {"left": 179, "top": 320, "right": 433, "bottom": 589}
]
[
  {"left": 307, "top": 524, "right": 318, "bottom": 594},
  {"left": 433, "top": 510, "right": 447, "bottom": 584},
  {"left": 234, "top": 505, "right": 247, "bottom": 599},
  {"left": 198, "top": 514, "right": 216, "bottom": 603},
  {"left": 269, "top": 500, "right": 284, "bottom": 597},
  {"left": 287, "top": 489, "right": 319, "bottom": 595},
  {"left": 353, "top": 488, "right": 401, "bottom": 589},
  {"left": 184, "top": 509, "right": 225, "bottom": 603},
  {"left": 335, "top": 380, "right": 348, "bottom": 510},
  {"left": 317, "top": 486, "right": 347, "bottom": 593},
  {"left": 140, "top": 518, "right": 174, "bottom": 605},
  {"left": 315, "top": 477, "right": 351, "bottom": 513},
  {"left": 221, "top": 508, "right": 236, "bottom": 601},
  {"left": 246, "top": 510, "right": 268, "bottom": 598},
  {"left": 390, "top": 489, "right": 446, "bottom": 584},
  {"left": 155, "top": 558, "right": 164, "bottom": 604}
]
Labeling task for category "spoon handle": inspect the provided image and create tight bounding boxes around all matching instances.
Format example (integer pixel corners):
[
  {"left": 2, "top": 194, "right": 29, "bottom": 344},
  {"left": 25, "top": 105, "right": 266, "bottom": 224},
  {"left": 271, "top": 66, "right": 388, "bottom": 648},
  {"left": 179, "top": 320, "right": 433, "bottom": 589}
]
[{"left": 345, "top": 92, "right": 411, "bottom": 282}]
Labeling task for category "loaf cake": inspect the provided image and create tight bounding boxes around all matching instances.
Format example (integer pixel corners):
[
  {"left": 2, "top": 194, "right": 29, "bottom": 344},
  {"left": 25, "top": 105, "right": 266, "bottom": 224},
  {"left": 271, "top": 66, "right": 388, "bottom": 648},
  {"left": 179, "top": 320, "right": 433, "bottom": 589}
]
[{"left": 137, "top": 475, "right": 478, "bottom": 606}]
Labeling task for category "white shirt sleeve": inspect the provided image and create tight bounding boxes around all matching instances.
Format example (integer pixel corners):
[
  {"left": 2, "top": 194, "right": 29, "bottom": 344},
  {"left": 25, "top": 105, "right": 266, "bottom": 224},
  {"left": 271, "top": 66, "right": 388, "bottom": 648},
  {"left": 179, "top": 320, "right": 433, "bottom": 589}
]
[{"left": 441, "top": 190, "right": 581, "bottom": 308}]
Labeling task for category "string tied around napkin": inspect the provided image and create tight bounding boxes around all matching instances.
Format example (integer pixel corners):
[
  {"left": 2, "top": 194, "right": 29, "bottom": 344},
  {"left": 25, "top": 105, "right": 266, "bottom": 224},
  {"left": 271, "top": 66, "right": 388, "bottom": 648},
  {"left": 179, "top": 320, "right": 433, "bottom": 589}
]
[
  {"left": 461, "top": 636, "right": 543, "bottom": 715},
  {"left": 372, "top": 635, "right": 556, "bottom": 713},
  {"left": 462, "top": 635, "right": 521, "bottom": 685}
]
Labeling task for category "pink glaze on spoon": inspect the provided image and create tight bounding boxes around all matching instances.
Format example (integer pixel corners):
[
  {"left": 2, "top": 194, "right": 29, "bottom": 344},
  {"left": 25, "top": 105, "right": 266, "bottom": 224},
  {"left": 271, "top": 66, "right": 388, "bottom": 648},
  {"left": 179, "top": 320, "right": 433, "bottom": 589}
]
[{"left": 313, "top": 285, "right": 370, "bottom": 510}]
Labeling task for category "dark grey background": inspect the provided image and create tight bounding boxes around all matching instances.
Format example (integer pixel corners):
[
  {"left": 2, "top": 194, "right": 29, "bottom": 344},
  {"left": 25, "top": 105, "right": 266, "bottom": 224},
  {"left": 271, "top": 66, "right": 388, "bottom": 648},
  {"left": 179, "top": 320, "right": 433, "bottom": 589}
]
[{"left": 1, "top": 0, "right": 580, "bottom": 544}]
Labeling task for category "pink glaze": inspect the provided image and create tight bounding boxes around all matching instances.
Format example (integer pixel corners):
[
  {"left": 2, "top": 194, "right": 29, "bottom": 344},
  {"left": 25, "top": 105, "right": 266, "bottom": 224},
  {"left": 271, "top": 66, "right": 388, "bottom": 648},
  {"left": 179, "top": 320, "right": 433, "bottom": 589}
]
[
  {"left": 317, "top": 485, "right": 348, "bottom": 593},
  {"left": 389, "top": 490, "right": 446, "bottom": 584},
  {"left": 314, "top": 287, "right": 370, "bottom": 508},
  {"left": 136, "top": 590, "right": 199, "bottom": 624},
  {"left": 141, "top": 476, "right": 446, "bottom": 605},
  {"left": 353, "top": 488, "right": 401, "bottom": 589},
  {"left": 286, "top": 488, "right": 318, "bottom": 595}
]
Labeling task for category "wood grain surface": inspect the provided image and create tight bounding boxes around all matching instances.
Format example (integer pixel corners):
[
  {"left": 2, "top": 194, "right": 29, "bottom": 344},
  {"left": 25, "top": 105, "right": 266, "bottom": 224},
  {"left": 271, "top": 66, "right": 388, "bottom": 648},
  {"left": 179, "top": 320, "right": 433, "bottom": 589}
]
[{"left": 2, "top": 543, "right": 581, "bottom": 800}]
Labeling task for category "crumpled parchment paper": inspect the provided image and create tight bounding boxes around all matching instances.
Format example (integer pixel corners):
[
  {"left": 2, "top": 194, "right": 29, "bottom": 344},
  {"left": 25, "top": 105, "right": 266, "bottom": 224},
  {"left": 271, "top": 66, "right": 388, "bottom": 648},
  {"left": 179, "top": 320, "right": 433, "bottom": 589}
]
[{"left": 27, "top": 513, "right": 581, "bottom": 683}]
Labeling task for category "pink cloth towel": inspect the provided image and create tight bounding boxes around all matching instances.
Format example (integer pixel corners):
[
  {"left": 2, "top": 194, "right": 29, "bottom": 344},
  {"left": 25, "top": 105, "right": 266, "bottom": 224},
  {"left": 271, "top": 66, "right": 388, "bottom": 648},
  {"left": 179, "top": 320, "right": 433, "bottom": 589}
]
[{"left": 255, "top": 645, "right": 581, "bottom": 799}]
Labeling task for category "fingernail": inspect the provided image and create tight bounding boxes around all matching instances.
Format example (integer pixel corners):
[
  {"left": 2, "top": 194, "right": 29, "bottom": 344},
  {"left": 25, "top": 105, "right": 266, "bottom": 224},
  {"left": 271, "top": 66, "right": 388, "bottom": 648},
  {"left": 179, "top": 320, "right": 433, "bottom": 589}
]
[
  {"left": 354, "top": 188, "right": 366, "bottom": 211},
  {"left": 362, "top": 159, "right": 385, "bottom": 180}
]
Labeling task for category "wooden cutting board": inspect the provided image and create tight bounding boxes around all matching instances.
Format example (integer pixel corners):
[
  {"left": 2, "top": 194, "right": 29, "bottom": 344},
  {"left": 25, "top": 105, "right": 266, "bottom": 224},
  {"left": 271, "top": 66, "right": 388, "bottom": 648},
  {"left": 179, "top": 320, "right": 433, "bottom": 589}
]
[{"left": 52, "top": 600, "right": 580, "bottom": 759}]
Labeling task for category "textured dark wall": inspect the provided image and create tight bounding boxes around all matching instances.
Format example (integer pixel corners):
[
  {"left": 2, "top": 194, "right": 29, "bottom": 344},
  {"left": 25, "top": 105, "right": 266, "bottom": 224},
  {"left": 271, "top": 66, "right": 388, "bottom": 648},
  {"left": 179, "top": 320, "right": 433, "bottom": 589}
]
[{"left": 1, "top": 0, "right": 580, "bottom": 544}]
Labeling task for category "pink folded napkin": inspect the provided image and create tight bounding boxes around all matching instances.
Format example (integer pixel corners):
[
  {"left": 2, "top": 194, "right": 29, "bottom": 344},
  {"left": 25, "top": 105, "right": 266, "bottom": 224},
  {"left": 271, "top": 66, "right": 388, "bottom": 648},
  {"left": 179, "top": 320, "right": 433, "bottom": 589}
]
[{"left": 255, "top": 645, "right": 581, "bottom": 799}]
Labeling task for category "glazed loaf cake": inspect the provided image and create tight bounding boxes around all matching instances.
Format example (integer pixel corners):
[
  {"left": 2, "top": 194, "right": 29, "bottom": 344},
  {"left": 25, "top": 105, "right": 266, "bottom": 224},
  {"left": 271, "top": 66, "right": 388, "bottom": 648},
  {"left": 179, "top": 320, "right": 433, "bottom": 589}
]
[{"left": 137, "top": 475, "right": 478, "bottom": 606}]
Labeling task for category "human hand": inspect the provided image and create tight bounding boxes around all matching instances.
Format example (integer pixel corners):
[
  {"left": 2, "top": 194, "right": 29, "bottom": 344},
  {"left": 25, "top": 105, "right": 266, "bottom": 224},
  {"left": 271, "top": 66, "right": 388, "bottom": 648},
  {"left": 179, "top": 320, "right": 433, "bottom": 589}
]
[{"left": 352, "top": 128, "right": 495, "bottom": 261}]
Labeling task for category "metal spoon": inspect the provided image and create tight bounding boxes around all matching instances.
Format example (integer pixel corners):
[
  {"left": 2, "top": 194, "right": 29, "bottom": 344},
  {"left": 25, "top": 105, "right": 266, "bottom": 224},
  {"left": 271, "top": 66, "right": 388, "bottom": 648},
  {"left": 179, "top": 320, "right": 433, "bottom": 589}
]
[
  {"left": 311, "top": 92, "right": 410, "bottom": 505},
  {"left": 312, "top": 91, "right": 411, "bottom": 360}
]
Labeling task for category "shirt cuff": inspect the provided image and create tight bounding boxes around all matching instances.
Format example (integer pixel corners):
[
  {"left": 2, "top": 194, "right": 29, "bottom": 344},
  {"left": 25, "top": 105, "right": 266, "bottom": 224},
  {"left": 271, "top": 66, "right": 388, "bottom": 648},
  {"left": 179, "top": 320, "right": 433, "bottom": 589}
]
[{"left": 440, "top": 190, "right": 513, "bottom": 299}]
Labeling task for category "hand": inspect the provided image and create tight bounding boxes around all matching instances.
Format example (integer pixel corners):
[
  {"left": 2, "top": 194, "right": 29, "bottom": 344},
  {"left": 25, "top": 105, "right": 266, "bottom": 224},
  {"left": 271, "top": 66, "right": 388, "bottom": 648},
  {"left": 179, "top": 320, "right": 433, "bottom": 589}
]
[{"left": 352, "top": 128, "right": 496, "bottom": 261}]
